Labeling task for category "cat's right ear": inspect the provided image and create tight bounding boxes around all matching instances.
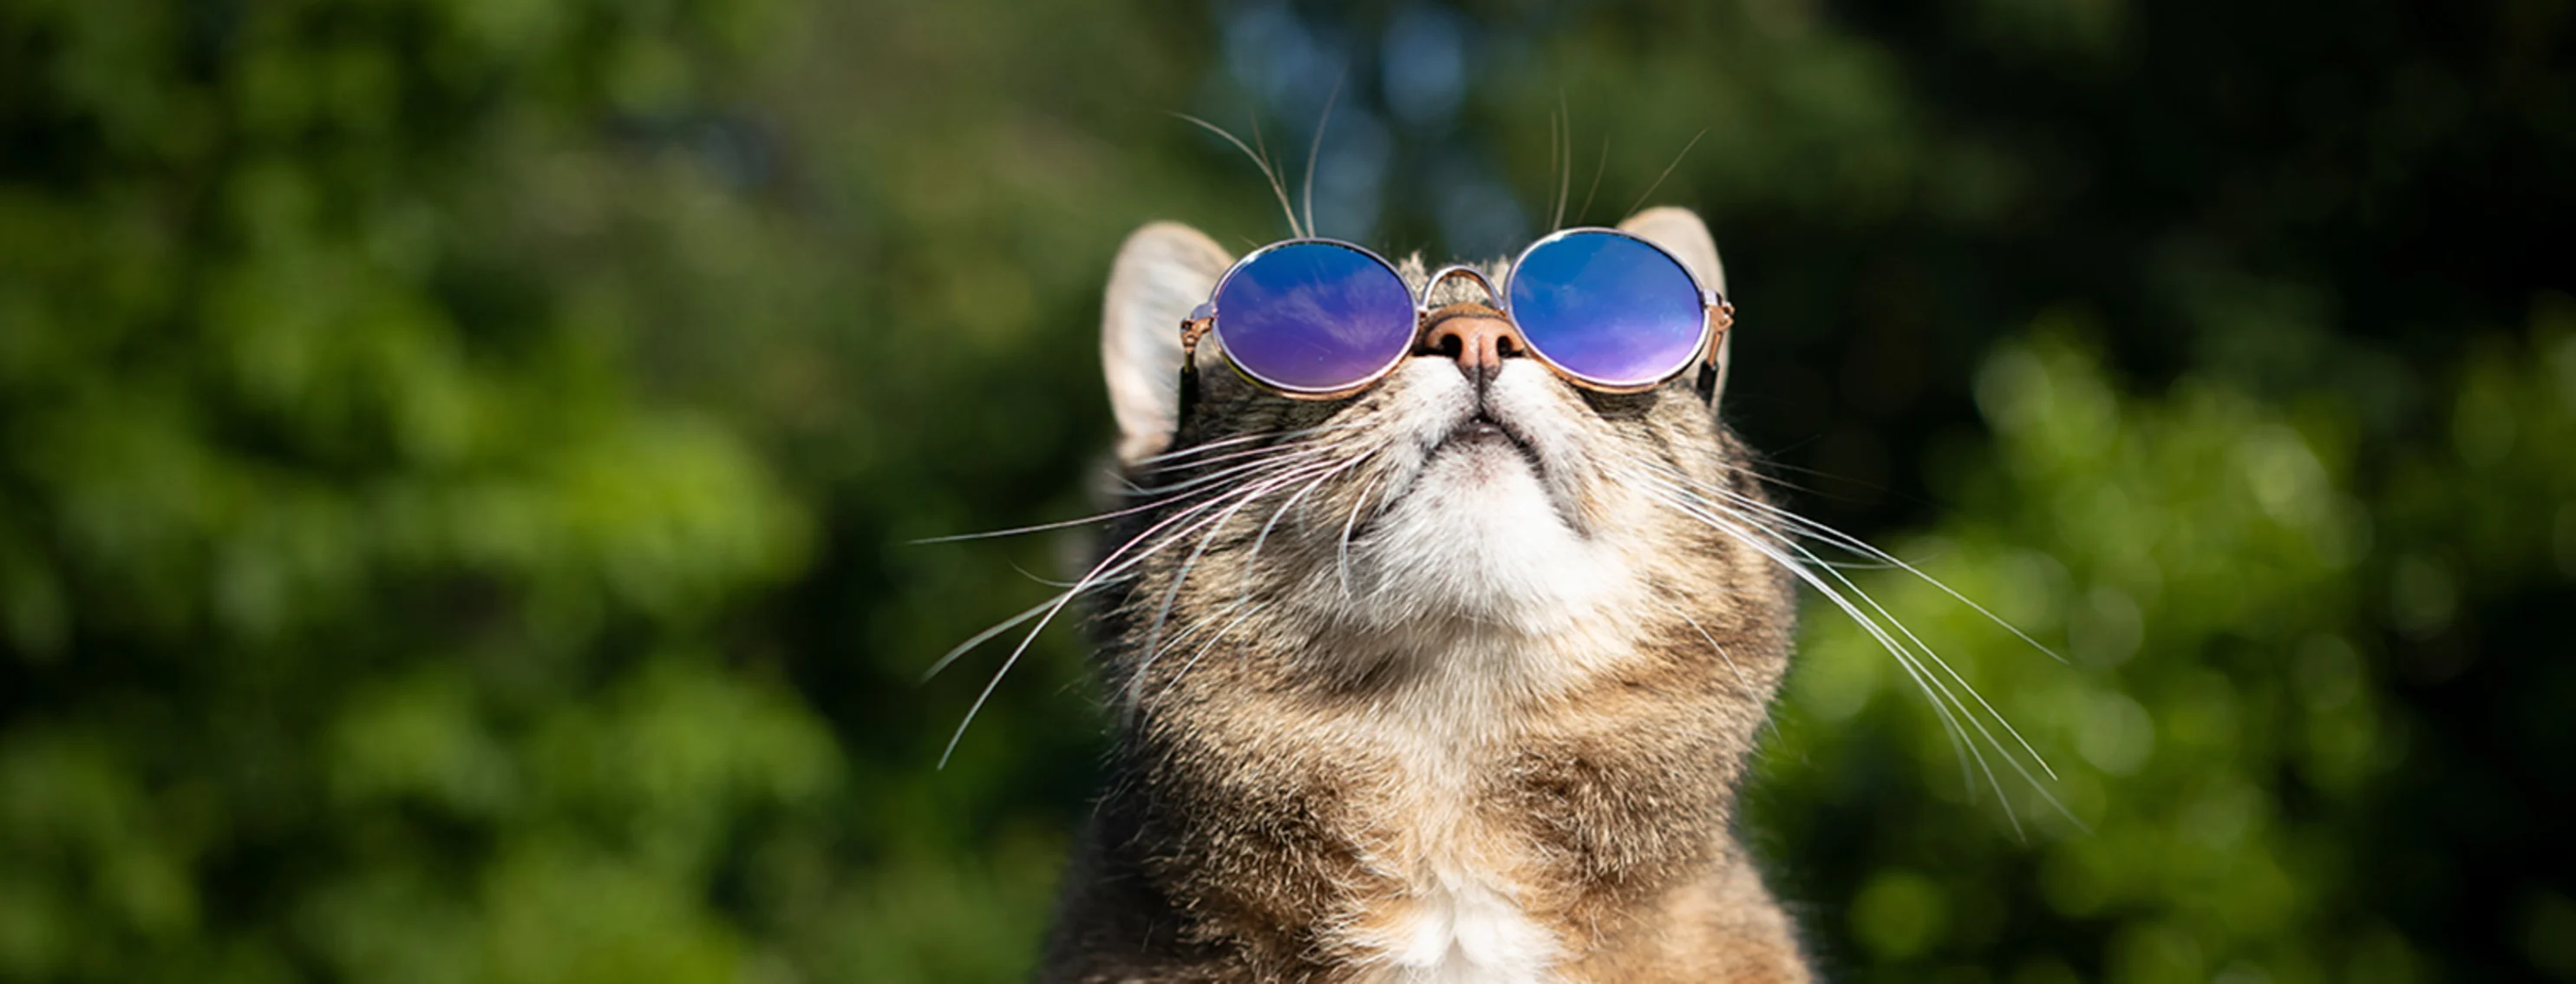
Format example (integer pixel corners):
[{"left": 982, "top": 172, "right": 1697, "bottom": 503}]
[{"left": 1102, "top": 222, "right": 1234, "bottom": 466}]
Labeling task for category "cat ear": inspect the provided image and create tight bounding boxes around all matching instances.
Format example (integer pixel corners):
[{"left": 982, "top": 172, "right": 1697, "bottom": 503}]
[
  {"left": 1102, "top": 222, "right": 1233, "bottom": 465},
  {"left": 1618, "top": 206, "right": 1734, "bottom": 402},
  {"left": 1618, "top": 206, "right": 1727, "bottom": 295}
]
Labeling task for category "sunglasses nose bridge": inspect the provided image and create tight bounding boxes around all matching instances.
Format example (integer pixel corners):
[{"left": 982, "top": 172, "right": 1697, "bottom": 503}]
[{"left": 1420, "top": 264, "right": 1503, "bottom": 312}]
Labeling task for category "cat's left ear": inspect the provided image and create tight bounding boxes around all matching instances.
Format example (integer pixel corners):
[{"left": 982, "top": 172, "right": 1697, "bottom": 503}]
[
  {"left": 1102, "top": 221, "right": 1234, "bottom": 465},
  {"left": 1618, "top": 207, "right": 1734, "bottom": 403}
]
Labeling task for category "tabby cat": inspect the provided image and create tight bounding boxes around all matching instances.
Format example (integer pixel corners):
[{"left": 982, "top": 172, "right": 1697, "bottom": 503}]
[{"left": 1036, "top": 207, "right": 1812, "bottom": 983}]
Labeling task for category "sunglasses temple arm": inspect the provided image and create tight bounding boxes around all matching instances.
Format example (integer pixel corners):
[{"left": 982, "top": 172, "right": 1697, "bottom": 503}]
[
  {"left": 1176, "top": 310, "right": 1215, "bottom": 423},
  {"left": 1697, "top": 298, "right": 1735, "bottom": 404}
]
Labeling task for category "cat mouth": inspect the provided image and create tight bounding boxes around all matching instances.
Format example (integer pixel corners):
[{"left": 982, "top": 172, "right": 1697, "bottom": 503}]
[
  {"left": 1359, "top": 401, "right": 1589, "bottom": 544},
  {"left": 1434, "top": 411, "right": 1546, "bottom": 476}
]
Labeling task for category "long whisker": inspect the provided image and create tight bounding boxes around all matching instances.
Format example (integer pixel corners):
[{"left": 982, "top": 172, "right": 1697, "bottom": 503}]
[
  {"left": 1238, "top": 458, "right": 1355, "bottom": 603},
  {"left": 1647, "top": 461, "right": 2063, "bottom": 663},
  {"left": 909, "top": 482, "right": 1245, "bottom": 544},
  {"left": 1131, "top": 421, "right": 1366, "bottom": 469},
  {"left": 1634, "top": 472, "right": 2079, "bottom": 833},
  {"left": 1249, "top": 112, "right": 1298, "bottom": 239},
  {"left": 927, "top": 430, "right": 1358, "bottom": 726},
  {"left": 1133, "top": 451, "right": 1373, "bottom": 701},
  {"left": 938, "top": 459, "right": 1340, "bottom": 766},
  {"left": 1623, "top": 468, "right": 2017, "bottom": 782},
  {"left": 1577, "top": 133, "right": 1609, "bottom": 226},
  {"left": 1624, "top": 128, "right": 1707, "bottom": 219},
  {"left": 1697, "top": 483, "right": 2059, "bottom": 777},
  {"left": 921, "top": 594, "right": 1059, "bottom": 683},
  {"left": 1639, "top": 479, "right": 2000, "bottom": 819},
  {"left": 1135, "top": 426, "right": 1371, "bottom": 480},
  {"left": 1122, "top": 468, "right": 1324, "bottom": 704},
  {"left": 1122, "top": 441, "right": 1346, "bottom": 496},
  {"left": 1562, "top": 101, "right": 1576, "bottom": 231},
  {"left": 1303, "top": 76, "right": 1341, "bottom": 239},
  {"left": 1550, "top": 99, "right": 1574, "bottom": 233},
  {"left": 1007, "top": 561, "right": 1078, "bottom": 588},
  {"left": 928, "top": 483, "right": 1277, "bottom": 685},
  {"left": 1761, "top": 519, "right": 2065, "bottom": 784},
  {"left": 1121, "top": 428, "right": 1373, "bottom": 498},
  {"left": 1767, "top": 519, "right": 2078, "bottom": 827},
  {"left": 920, "top": 437, "right": 1346, "bottom": 544},
  {"left": 1173, "top": 111, "right": 1302, "bottom": 239},
  {"left": 1546, "top": 108, "right": 1560, "bottom": 233}
]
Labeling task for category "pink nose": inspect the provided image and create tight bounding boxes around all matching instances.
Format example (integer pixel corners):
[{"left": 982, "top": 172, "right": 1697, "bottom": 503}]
[{"left": 1418, "top": 304, "right": 1527, "bottom": 379}]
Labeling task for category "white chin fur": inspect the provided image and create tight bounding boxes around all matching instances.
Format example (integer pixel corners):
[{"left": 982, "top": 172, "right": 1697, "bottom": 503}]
[
  {"left": 1355, "top": 449, "right": 1611, "bottom": 631},
  {"left": 1342, "top": 362, "right": 1631, "bottom": 637}
]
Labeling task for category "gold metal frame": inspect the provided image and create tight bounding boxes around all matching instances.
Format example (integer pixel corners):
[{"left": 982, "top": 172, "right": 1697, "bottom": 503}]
[{"left": 1180, "top": 228, "right": 1732, "bottom": 402}]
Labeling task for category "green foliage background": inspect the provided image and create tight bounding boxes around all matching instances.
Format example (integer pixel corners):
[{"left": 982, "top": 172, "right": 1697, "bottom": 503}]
[{"left": 2, "top": 0, "right": 2570, "bottom": 981}]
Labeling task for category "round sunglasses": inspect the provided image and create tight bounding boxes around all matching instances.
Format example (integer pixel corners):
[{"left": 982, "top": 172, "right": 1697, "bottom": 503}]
[{"left": 1178, "top": 227, "right": 1733, "bottom": 401}]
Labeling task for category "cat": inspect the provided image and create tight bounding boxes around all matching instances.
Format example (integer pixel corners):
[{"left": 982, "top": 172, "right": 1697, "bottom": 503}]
[{"left": 1036, "top": 207, "right": 1812, "bottom": 983}]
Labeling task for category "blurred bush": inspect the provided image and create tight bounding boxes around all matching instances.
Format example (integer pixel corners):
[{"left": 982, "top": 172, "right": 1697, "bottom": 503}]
[
  {"left": 3, "top": 0, "right": 2570, "bottom": 982},
  {"left": 0, "top": 1, "right": 827, "bottom": 981},
  {"left": 1766, "top": 309, "right": 2576, "bottom": 981}
]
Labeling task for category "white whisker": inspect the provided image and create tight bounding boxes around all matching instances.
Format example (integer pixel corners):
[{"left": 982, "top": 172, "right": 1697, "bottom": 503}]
[
  {"left": 1239, "top": 451, "right": 1376, "bottom": 606},
  {"left": 1132, "top": 452, "right": 1371, "bottom": 704},
  {"left": 908, "top": 484, "right": 1241, "bottom": 544},
  {"left": 1623, "top": 128, "right": 1708, "bottom": 225},
  {"left": 1646, "top": 460, "right": 2064, "bottom": 663},
  {"left": 1134, "top": 421, "right": 1371, "bottom": 473},
  {"left": 1121, "top": 442, "right": 1345, "bottom": 497},
  {"left": 1302, "top": 77, "right": 1339, "bottom": 239},
  {"left": 1626, "top": 463, "right": 2081, "bottom": 834},
  {"left": 919, "top": 436, "right": 1355, "bottom": 545},
  {"left": 1172, "top": 111, "right": 1303, "bottom": 239},
  {"left": 1625, "top": 461, "right": 2065, "bottom": 787},
  {"left": 920, "top": 594, "right": 1061, "bottom": 684},
  {"left": 1137, "top": 420, "right": 1367, "bottom": 462},
  {"left": 1644, "top": 481, "right": 2005, "bottom": 824},
  {"left": 938, "top": 461, "right": 1341, "bottom": 767}
]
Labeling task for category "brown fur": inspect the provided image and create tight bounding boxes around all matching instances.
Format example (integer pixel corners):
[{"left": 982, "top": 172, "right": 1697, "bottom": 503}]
[{"left": 1046, "top": 213, "right": 1812, "bottom": 983}]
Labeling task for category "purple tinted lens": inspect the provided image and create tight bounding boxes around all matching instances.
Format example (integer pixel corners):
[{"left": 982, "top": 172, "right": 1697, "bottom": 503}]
[
  {"left": 1507, "top": 232, "right": 1705, "bottom": 388},
  {"left": 1213, "top": 242, "right": 1415, "bottom": 393}
]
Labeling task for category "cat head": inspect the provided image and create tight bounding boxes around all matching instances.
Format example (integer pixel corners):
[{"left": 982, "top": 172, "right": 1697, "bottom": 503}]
[{"left": 1093, "top": 207, "right": 1794, "bottom": 710}]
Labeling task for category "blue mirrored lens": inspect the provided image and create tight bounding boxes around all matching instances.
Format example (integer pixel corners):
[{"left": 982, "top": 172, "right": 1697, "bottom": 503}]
[
  {"left": 1507, "top": 232, "right": 1704, "bottom": 388},
  {"left": 1213, "top": 242, "right": 1415, "bottom": 393}
]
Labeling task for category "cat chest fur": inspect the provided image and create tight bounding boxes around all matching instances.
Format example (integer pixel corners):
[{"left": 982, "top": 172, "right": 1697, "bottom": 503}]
[
  {"left": 1334, "top": 703, "right": 1569, "bottom": 983},
  {"left": 1110, "top": 652, "right": 1745, "bottom": 983}
]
